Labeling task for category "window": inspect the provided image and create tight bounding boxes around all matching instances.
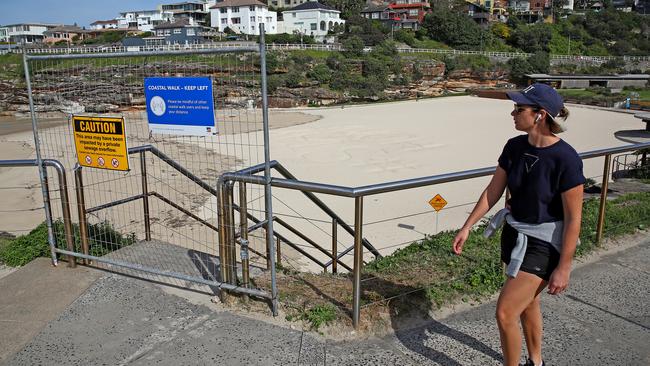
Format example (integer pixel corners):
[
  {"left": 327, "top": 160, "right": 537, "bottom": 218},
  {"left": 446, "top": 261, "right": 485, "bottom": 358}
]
[
  {"left": 310, "top": 23, "right": 317, "bottom": 30},
  {"left": 157, "top": 30, "right": 164, "bottom": 36},
  {"left": 220, "top": 8, "right": 227, "bottom": 13},
  {"left": 164, "top": 30, "right": 171, "bottom": 36},
  {"left": 249, "top": 6, "right": 256, "bottom": 11},
  {"left": 258, "top": 16, "right": 262, "bottom": 22},
  {"left": 371, "top": 13, "right": 379, "bottom": 19},
  {"left": 232, "top": 6, "right": 239, "bottom": 12},
  {"left": 292, "top": 13, "right": 296, "bottom": 18},
  {"left": 266, "top": 16, "right": 272, "bottom": 22},
  {"left": 187, "top": 28, "right": 195, "bottom": 36},
  {"left": 232, "top": 17, "right": 241, "bottom": 24},
  {"left": 174, "top": 29, "right": 181, "bottom": 34},
  {"left": 409, "top": 9, "right": 419, "bottom": 16},
  {"left": 221, "top": 19, "right": 227, "bottom": 24},
  {"left": 251, "top": 16, "right": 256, "bottom": 22}
]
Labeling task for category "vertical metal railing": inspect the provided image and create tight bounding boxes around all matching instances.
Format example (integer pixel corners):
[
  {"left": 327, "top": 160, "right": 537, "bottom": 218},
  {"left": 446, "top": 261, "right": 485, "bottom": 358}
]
[
  {"left": 74, "top": 165, "right": 90, "bottom": 264},
  {"left": 259, "top": 24, "right": 279, "bottom": 316},
  {"left": 140, "top": 151, "right": 151, "bottom": 242},
  {"left": 0, "top": 159, "right": 74, "bottom": 267}
]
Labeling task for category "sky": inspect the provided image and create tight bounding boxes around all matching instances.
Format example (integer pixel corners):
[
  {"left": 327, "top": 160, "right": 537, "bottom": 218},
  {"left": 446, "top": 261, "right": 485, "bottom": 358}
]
[{"left": 0, "top": 1, "right": 165, "bottom": 27}]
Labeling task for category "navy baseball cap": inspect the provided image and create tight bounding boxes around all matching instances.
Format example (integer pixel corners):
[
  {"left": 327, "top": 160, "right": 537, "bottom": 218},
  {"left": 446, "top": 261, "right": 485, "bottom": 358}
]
[{"left": 506, "top": 83, "right": 564, "bottom": 118}]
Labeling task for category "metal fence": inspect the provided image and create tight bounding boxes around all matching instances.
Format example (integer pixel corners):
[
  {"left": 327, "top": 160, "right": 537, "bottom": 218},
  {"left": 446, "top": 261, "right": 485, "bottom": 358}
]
[{"left": 21, "top": 29, "right": 278, "bottom": 309}]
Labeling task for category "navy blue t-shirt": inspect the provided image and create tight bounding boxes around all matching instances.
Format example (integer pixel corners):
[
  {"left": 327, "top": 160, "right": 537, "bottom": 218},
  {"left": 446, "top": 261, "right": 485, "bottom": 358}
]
[{"left": 498, "top": 135, "right": 585, "bottom": 224}]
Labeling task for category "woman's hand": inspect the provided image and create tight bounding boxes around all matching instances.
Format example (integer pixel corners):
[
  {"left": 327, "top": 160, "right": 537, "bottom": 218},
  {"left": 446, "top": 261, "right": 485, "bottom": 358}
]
[
  {"left": 547, "top": 266, "right": 571, "bottom": 295},
  {"left": 452, "top": 227, "right": 470, "bottom": 255}
]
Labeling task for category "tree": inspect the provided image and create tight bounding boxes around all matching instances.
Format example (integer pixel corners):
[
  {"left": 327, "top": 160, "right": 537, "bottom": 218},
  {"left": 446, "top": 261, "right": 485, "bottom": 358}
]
[
  {"left": 342, "top": 35, "right": 364, "bottom": 57},
  {"left": 321, "top": 0, "right": 365, "bottom": 19},
  {"left": 421, "top": 9, "right": 486, "bottom": 50},
  {"left": 509, "top": 23, "right": 553, "bottom": 53},
  {"left": 507, "top": 57, "right": 533, "bottom": 86}
]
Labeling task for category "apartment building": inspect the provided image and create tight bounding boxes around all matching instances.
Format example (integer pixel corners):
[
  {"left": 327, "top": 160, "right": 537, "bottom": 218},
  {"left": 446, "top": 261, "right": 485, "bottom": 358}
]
[
  {"left": 210, "top": 0, "right": 278, "bottom": 35},
  {"left": 116, "top": 9, "right": 174, "bottom": 32},
  {"left": 1, "top": 23, "right": 60, "bottom": 44}
]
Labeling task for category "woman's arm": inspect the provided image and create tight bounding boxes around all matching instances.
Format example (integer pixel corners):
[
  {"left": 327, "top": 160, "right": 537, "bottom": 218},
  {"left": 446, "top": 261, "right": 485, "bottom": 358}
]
[
  {"left": 452, "top": 166, "right": 508, "bottom": 254},
  {"left": 548, "top": 184, "right": 584, "bottom": 294}
]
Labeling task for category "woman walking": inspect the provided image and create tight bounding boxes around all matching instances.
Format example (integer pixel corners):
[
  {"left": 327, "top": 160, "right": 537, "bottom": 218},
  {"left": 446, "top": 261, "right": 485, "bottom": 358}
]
[{"left": 451, "top": 83, "right": 585, "bottom": 366}]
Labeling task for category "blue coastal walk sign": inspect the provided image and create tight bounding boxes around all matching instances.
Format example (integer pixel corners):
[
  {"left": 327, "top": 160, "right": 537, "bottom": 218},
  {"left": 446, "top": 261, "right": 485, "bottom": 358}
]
[{"left": 144, "top": 77, "right": 217, "bottom": 136}]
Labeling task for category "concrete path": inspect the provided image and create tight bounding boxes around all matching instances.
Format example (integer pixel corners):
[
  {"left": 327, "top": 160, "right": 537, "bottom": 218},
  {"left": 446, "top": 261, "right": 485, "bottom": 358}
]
[{"left": 1, "top": 240, "right": 649, "bottom": 366}]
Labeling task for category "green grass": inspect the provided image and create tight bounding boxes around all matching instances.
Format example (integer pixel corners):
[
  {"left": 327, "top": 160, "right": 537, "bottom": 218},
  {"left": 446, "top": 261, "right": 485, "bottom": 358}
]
[
  {"left": 301, "top": 303, "right": 337, "bottom": 331},
  {"left": 287, "top": 49, "right": 331, "bottom": 59},
  {"left": 557, "top": 89, "right": 599, "bottom": 98},
  {"left": 364, "top": 191, "right": 650, "bottom": 309},
  {"left": 411, "top": 38, "right": 450, "bottom": 50},
  {"left": 0, "top": 220, "right": 136, "bottom": 267}
]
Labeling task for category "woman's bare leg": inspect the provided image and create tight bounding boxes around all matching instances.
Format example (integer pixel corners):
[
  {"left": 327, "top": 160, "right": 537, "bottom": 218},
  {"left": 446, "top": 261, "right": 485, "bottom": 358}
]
[
  {"left": 496, "top": 272, "right": 546, "bottom": 366},
  {"left": 521, "top": 292, "right": 545, "bottom": 365}
]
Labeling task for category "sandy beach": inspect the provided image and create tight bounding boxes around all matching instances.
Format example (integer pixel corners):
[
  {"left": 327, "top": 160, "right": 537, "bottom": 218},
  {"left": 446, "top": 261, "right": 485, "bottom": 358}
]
[{"left": 0, "top": 96, "right": 643, "bottom": 272}]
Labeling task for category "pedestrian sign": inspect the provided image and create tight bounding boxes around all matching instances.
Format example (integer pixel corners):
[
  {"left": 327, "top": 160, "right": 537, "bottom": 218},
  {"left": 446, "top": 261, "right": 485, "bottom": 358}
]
[
  {"left": 73, "top": 116, "right": 129, "bottom": 171},
  {"left": 429, "top": 194, "right": 447, "bottom": 212}
]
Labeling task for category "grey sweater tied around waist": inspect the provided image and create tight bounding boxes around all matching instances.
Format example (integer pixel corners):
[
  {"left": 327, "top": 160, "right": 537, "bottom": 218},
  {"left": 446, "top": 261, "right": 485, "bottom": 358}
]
[{"left": 484, "top": 208, "right": 570, "bottom": 278}]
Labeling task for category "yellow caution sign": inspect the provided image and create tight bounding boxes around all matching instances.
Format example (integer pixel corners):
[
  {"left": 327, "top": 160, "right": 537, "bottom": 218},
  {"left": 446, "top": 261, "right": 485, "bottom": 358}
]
[
  {"left": 429, "top": 194, "right": 447, "bottom": 212},
  {"left": 73, "top": 116, "right": 129, "bottom": 171}
]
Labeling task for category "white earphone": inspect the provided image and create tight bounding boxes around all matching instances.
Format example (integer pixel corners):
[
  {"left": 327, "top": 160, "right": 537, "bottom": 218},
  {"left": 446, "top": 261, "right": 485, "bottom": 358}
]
[{"left": 534, "top": 114, "right": 541, "bottom": 123}]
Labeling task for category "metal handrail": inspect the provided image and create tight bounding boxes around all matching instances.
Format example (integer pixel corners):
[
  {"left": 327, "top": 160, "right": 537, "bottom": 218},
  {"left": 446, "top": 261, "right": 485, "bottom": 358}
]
[
  {"left": 234, "top": 160, "right": 381, "bottom": 258},
  {"left": 122, "top": 145, "right": 335, "bottom": 271},
  {"left": 225, "top": 141, "right": 650, "bottom": 199},
  {"left": 0, "top": 159, "right": 74, "bottom": 267}
]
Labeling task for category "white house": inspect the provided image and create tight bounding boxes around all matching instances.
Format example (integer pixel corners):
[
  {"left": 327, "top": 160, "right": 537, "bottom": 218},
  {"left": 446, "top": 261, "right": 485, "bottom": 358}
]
[
  {"left": 210, "top": 0, "right": 278, "bottom": 35},
  {"left": 270, "top": 0, "right": 309, "bottom": 7},
  {"left": 0, "top": 28, "right": 8, "bottom": 43},
  {"left": 1, "top": 23, "right": 60, "bottom": 44},
  {"left": 282, "top": 1, "right": 344, "bottom": 39},
  {"left": 89, "top": 20, "right": 119, "bottom": 30},
  {"left": 116, "top": 10, "right": 175, "bottom": 32}
]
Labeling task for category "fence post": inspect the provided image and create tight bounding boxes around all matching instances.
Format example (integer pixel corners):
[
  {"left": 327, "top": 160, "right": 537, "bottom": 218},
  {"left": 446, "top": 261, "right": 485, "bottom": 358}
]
[
  {"left": 50, "top": 161, "right": 75, "bottom": 267},
  {"left": 596, "top": 154, "right": 612, "bottom": 244},
  {"left": 22, "top": 53, "right": 58, "bottom": 266},
  {"left": 276, "top": 236, "right": 281, "bottom": 267},
  {"left": 239, "top": 182, "right": 250, "bottom": 294},
  {"left": 217, "top": 180, "right": 229, "bottom": 287},
  {"left": 74, "top": 165, "right": 90, "bottom": 264},
  {"left": 225, "top": 182, "right": 237, "bottom": 285},
  {"left": 140, "top": 151, "right": 151, "bottom": 241},
  {"left": 260, "top": 23, "right": 279, "bottom": 316},
  {"left": 352, "top": 196, "right": 363, "bottom": 329},
  {"left": 332, "top": 218, "right": 338, "bottom": 274}
]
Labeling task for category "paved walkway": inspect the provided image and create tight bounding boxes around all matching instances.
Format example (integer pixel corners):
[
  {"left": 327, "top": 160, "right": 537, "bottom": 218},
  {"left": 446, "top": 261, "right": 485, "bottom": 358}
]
[{"left": 1, "top": 239, "right": 648, "bottom": 366}]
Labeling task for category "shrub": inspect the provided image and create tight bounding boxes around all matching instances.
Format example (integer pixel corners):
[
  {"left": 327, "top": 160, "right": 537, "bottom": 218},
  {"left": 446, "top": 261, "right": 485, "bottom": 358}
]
[
  {"left": 307, "top": 64, "right": 331, "bottom": 84},
  {"left": 0, "top": 220, "right": 135, "bottom": 267}
]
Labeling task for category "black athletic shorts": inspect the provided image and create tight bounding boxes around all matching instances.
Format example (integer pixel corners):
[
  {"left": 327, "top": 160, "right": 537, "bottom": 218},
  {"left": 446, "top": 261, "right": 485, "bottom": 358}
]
[{"left": 500, "top": 223, "right": 560, "bottom": 281}]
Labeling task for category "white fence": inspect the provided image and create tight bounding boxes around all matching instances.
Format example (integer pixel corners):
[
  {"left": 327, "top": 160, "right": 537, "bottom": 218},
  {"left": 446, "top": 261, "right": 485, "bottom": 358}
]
[{"left": 3, "top": 42, "right": 649, "bottom": 63}]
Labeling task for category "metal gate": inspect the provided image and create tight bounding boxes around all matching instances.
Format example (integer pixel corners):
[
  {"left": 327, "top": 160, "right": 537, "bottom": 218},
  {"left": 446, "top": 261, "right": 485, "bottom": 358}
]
[{"left": 24, "top": 28, "right": 277, "bottom": 311}]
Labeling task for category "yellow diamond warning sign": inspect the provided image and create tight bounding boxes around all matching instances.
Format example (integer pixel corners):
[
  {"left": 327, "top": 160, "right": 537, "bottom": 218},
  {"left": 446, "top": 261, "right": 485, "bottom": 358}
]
[
  {"left": 73, "top": 116, "right": 129, "bottom": 171},
  {"left": 429, "top": 194, "right": 447, "bottom": 212}
]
